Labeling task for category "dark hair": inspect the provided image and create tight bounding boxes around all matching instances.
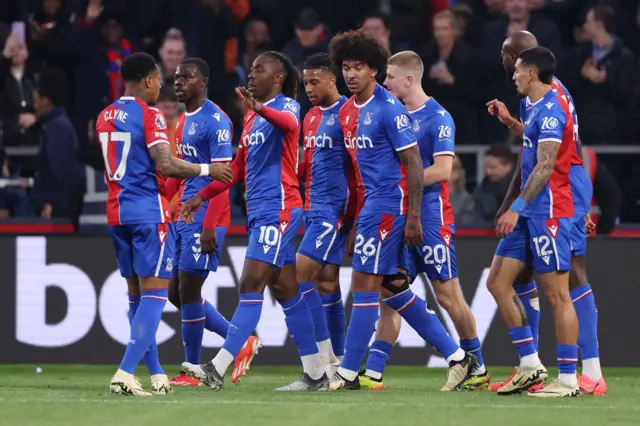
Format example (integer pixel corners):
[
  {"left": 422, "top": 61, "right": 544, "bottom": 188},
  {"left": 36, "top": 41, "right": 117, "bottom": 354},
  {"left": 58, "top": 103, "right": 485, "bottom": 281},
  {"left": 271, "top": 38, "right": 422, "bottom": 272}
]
[
  {"left": 181, "top": 57, "right": 210, "bottom": 79},
  {"left": 37, "top": 68, "right": 67, "bottom": 106},
  {"left": 518, "top": 46, "right": 556, "bottom": 84},
  {"left": 485, "top": 144, "right": 516, "bottom": 164},
  {"left": 329, "top": 29, "right": 389, "bottom": 76},
  {"left": 261, "top": 51, "right": 300, "bottom": 99},
  {"left": 120, "top": 53, "right": 158, "bottom": 83},
  {"left": 157, "top": 85, "right": 178, "bottom": 103},
  {"left": 591, "top": 6, "right": 615, "bottom": 34},
  {"left": 362, "top": 10, "right": 390, "bottom": 29},
  {"left": 303, "top": 53, "right": 334, "bottom": 74}
]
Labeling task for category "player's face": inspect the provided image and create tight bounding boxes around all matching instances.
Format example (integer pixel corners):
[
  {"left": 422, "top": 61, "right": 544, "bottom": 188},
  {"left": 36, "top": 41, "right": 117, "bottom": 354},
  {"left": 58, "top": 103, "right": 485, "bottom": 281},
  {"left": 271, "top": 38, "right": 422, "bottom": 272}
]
[
  {"left": 433, "top": 17, "right": 455, "bottom": 47},
  {"left": 248, "top": 55, "right": 281, "bottom": 100},
  {"left": 513, "top": 59, "right": 533, "bottom": 97},
  {"left": 342, "top": 60, "right": 376, "bottom": 95},
  {"left": 501, "top": 42, "right": 518, "bottom": 73},
  {"left": 383, "top": 65, "right": 408, "bottom": 100},
  {"left": 174, "top": 64, "right": 205, "bottom": 103},
  {"left": 145, "top": 67, "right": 162, "bottom": 104},
  {"left": 484, "top": 155, "right": 513, "bottom": 182},
  {"left": 302, "top": 68, "right": 335, "bottom": 106}
]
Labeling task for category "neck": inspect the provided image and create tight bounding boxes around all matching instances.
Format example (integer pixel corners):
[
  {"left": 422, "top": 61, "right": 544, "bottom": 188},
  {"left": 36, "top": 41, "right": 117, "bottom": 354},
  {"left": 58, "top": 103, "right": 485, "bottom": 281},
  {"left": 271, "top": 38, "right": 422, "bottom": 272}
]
[
  {"left": 355, "top": 81, "right": 377, "bottom": 104},
  {"left": 124, "top": 85, "right": 150, "bottom": 104},
  {"left": 402, "top": 87, "right": 430, "bottom": 112},
  {"left": 11, "top": 63, "right": 25, "bottom": 73},
  {"left": 256, "top": 88, "right": 280, "bottom": 104},
  {"left": 439, "top": 41, "right": 454, "bottom": 57},
  {"left": 320, "top": 90, "right": 342, "bottom": 108},
  {"left": 185, "top": 93, "right": 207, "bottom": 113},
  {"left": 593, "top": 32, "right": 612, "bottom": 47},
  {"left": 528, "top": 82, "right": 551, "bottom": 103},
  {"left": 511, "top": 15, "right": 529, "bottom": 25}
]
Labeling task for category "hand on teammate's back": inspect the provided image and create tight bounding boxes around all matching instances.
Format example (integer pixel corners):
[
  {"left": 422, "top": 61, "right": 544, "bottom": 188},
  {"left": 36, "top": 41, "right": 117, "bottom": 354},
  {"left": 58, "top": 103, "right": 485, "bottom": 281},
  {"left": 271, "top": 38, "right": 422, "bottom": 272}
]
[
  {"left": 180, "top": 195, "right": 204, "bottom": 224},
  {"left": 208, "top": 163, "right": 233, "bottom": 183}
]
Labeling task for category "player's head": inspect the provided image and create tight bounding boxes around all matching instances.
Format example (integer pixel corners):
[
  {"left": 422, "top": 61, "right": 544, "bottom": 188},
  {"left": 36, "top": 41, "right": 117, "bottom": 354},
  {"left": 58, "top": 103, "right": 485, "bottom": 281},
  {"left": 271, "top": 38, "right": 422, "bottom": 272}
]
[
  {"left": 330, "top": 29, "right": 389, "bottom": 95},
  {"left": 249, "top": 51, "right": 300, "bottom": 101},
  {"left": 302, "top": 53, "right": 338, "bottom": 107},
  {"left": 384, "top": 51, "right": 424, "bottom": 101},
  {"left": 174, "top": 57, "right": 209, "bottom": 103},
  {"left": 120, "top": 52, "right": 162, "bottom": 104},
  {"left": 513, "top": 46, "right": 556, "bottom": 97},
  {"left": 34, "top": 67, "right": 67, "bottom": 116},
  {"left": 501, "top": 31, "right": 538, "bottom": 73},
  {"left": 484, "top": 144, "right": 516, "bottom": 182}
]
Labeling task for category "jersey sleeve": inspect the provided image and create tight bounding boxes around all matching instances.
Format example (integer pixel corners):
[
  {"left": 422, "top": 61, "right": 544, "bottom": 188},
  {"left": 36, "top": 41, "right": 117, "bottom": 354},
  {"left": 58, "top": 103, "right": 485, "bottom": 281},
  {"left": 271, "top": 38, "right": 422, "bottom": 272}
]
[
  {"left": 382, "top": 103, "right": 417, "bottom": 152},
  {"left": 208, "top": 116, "right": 233, "bottom": 163},
  {"left": 143, "top": 107, "right": 170, "bottom": 149},
  {"left": 279, "top": 98, "right": 300, "bottom": 126},
  {"left": 536, "top": 105, "right": 567, "bottom": 144},
  {"left": 429, "top": 113, "right": 455, "bottom": 157}
]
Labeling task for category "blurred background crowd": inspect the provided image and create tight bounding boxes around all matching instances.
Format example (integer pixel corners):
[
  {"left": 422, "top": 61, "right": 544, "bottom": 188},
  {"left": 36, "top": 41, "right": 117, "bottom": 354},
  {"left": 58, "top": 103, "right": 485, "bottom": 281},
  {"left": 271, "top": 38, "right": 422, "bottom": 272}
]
[{"left": 0, "top": 0, "right": 638, "bottom": 233}]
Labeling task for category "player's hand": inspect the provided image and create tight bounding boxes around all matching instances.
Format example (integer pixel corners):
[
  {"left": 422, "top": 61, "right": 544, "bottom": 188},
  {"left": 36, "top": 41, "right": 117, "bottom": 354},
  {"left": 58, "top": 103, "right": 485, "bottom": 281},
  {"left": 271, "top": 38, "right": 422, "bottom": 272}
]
[
  {"left": 181, "top": 194, "right": 204, "bottom": 224},
  {"left": 585, "top": 213, "right": 597, "bottom": 234},
  {"left": 236, "top": 87, "right": 263, "bottom": 113},
  {"left": 486, "top": 99, "right": 515, "bottom": 127},
  {"left": 404, "top": 216, "right": 423, "bottom": 248},
  {"left": 208, "top": 163, "right": 233, "bottom": 183},
  {"left": 200, "top": 227, "right": 218, "bottom": 254},
  {"left": 495, "top": 203, "right": 509, "bottom": 227},
  {"left": 345, "top": 226, "right": 357, "bottom": 256},
  {"left": 496, "top": 210, "right": 519, "bottom": 237}
]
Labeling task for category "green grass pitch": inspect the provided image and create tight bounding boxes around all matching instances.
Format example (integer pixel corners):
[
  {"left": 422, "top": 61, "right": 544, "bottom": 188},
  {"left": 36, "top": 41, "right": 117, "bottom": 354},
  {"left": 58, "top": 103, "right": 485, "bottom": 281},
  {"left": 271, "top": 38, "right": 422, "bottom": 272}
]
[{"left": 0, "top": 365, "right": 637, "bottom": 426}]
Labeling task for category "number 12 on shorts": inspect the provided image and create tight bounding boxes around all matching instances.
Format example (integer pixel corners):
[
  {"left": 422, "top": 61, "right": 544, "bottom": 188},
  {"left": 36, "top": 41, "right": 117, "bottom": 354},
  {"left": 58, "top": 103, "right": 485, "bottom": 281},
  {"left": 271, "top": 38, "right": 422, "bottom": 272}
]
[{"left": 532, "top": 235, "right": 553, "bottom": 264}]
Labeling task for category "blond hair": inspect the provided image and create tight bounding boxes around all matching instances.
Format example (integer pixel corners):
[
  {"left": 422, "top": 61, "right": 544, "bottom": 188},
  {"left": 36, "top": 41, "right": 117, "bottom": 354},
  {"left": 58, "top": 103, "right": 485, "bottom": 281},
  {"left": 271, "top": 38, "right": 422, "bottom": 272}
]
[
  {"left": 387, "top": 50, "right": 424, "bottom": 79},
  {"left": 433, "top": 10, "right": 459, "bottom": 33}
]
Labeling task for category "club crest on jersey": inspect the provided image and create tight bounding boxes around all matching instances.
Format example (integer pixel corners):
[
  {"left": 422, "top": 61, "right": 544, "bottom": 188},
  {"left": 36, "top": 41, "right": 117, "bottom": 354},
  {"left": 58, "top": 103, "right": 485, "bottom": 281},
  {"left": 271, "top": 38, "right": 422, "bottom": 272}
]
[
  {"left": 188, "top": 121, "right": 197, "bottom": 135},
  {"left": 413, "top": 119, "right": 421, "bottom": 132},
  {"left": 165, "top": 257, "right": 173, "bottom": 272},
  {"left": 155, "top": 114, "right": 167, "bottom": 130},
  {"left": 364, "top": 112, "right": 373, "bottom": 125},
  {"left": 327, "top": 114, "right": 336, "bottom": 126}
]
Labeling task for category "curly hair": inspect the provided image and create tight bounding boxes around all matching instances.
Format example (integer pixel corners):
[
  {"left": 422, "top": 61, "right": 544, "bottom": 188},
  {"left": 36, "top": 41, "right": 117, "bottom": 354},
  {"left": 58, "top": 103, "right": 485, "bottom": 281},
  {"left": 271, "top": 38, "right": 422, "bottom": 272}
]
[
  {"left": 329, "top": 29, "right": 389, "bottom": 79},
  {"left": 261, "top": 50, "right": 300, "bottom": 99}
]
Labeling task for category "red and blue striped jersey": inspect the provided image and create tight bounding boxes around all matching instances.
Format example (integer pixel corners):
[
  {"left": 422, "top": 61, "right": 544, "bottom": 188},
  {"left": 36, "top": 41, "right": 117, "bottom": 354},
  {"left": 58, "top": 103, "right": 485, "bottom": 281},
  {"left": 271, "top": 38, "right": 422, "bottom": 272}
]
[
  {"left": 409, "top": 98, "right": 455, "bottom": 226},
  {"left": 339, "top": 85, "right": 417, "bottom": 217},
  {"left": 239, "top": 93, "right": 302, "bottom": 212},
  {"left": 302, "top": 96, "right": 350, "bottom": 213},
  {"left": 520, "top": 89, "right": 575, "bottom": 218},
  {"left": 96, "top": 96, "right": 171, "bottom": 225}
]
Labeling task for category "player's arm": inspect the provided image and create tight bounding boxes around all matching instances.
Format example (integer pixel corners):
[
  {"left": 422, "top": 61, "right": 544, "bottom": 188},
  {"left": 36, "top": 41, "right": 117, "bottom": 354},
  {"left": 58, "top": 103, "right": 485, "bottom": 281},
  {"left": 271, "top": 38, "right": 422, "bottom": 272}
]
[
  {"left": 203, "top": 116, "right": 234, "bottom": 230},
  {"left": 423, "top": 117, "right": 455, "bottom": 186},
  {"left": 236, "top": 87, "right": 298, "bottom": 132},
  {"left": 486, "top": 99, "right": 524, "bottom": 134}
]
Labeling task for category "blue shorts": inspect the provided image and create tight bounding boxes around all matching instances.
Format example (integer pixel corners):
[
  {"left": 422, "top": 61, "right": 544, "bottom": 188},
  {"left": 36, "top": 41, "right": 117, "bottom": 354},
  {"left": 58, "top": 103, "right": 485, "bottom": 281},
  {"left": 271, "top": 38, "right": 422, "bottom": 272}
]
[
  {"left": 495, "top": 216, "right": 572, "bottom": 274},
  {"left": 245, "top": 208, "right": 304, "bottom": 269},
  {"left": 571, "top": 214, "right": 587, "bottom": 257},
  {"left": 401, "top": 224, "right": 458, "bottom": 281},
  {"left": 298, "top": 210, "right": 353, "bottom": 267},
  {"left": 111, "top": 222, "right": 176, "bottom": 279},
  {"left": 176, "top": 221, "right": 228, "bottom": 278},
  {"left": 352, "top": 213, "right": 405, "bottom": 275},
  {"left": 570, "top": 164, "right": 592, "bottom": 218}
]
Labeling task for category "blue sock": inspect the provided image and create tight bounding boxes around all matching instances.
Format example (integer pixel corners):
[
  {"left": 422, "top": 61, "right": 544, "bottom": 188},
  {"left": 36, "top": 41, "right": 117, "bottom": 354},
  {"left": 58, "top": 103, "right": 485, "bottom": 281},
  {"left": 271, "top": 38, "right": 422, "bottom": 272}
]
[
  {"left": 364, "top": 340, "right": 393, "bottom": 377},
  {"left": 460, "top": 338, "right": 484, "bottom": 368},
  {"left": 570, "top": 284, "right": 599, "bottom": 360},
  {"left": 202, "top": 298, "right": 229, "bottom": 338},
  {"left": 508, "top": 326, "right": 537, "bottom": 359},
  {"left": 128, "top": 295, "right": 164, "bottom": 375},
  {"left": 221, "top": 293, "right": 263, "bottom": 357},
  {"left": 557, "top": 343, "right": 578, "bottom": 375},
  {"left": 342, "top": 292, "right": 379, "bottom": 373},
  {"left": 321, "top": 291, "right": 346, "bottom": 357},
  {"left": 514, "top": 281, "right": 540, "bottom": 350},
  {"left": 299, "top": 282, "right": 331, "bottom": 343},
  {"left": 120, "top": 289, "right": 167, "bottom": 374},
  {"left": 181, "top": 302, "right": 205, "bottom": 364},
  {"left": 281, "top": 292, "right": 319, "bottom": 356},
  {"left": 384, "top": 289, "right": 459, "bottom": 359}
]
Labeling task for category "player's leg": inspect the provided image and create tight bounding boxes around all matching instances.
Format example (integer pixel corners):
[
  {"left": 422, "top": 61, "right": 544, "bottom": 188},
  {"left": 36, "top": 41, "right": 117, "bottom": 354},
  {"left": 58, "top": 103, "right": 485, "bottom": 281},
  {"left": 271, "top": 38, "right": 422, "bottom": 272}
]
[
  {"left": 203, "top": 226, "right": 233, "bottom": 338},
  {"left": 568, "top": 217, "right": 605, "bottom": 395},
  {"left": 317, "top": 264, "right": 346, "bottom": 363},
  {"left": 360, "top": 299, "right": 400, "bottom": 390},
  {"left": 527, "top": 218, "right": 580, "bottom": 398}
]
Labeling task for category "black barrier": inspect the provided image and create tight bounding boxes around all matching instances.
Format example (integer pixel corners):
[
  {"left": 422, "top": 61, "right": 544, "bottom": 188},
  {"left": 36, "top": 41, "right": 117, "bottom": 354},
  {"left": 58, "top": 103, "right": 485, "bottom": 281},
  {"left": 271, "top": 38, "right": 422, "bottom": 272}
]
[{"left": 0, "top": 236, "right": 637, "bottom": 366}]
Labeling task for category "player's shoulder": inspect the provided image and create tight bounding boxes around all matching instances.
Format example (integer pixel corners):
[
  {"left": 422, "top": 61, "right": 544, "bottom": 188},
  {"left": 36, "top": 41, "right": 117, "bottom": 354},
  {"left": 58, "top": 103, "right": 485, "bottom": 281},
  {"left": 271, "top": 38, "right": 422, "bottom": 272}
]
[
  {"left": 374, "top": 85, "right": 402, "bottom": 111},
  {"left": 338, "top": 96, "right": 357, "bottom": 120},
  {"left": 203, "top": 100, "right": 231, "bottom": 125},
  {"left": 539, "top": 93, "right": 568, "bottom": 119},
  {"left": 274, "top": 94, "right": 300, "bottom": 113},
  {"left": 425, "top": 98, "right": 453, "bottom": 122}
]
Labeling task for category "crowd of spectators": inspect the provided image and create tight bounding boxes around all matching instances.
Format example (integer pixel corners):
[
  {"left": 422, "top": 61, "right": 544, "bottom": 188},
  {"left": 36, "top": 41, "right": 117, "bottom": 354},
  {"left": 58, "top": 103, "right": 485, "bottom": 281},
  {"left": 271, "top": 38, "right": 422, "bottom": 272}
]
[{"left": 0, "top": 0, "right": 635, "bottom": 231}]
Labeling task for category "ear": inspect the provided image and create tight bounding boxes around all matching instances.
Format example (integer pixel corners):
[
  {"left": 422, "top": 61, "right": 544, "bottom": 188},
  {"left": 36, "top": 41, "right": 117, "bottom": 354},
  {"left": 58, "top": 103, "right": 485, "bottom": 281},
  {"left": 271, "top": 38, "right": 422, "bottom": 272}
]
[
  {"left": 370, "top": 68, "right": 378, "bottom": 81},
  {"left": 275, "top": 71, "right": 285, "bottom": 85},
  {"left": 406, "top": 75, "right": 413, "bottom": 87}
]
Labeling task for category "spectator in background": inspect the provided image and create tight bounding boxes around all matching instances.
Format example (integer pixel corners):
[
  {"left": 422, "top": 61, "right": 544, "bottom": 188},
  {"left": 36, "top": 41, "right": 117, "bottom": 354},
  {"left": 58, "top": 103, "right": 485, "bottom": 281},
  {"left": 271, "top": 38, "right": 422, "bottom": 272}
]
[
  {"left": 362, "top": 11, "right": 397, "bottom": 54},
  {"left": 0, "top": 136, "right": 30, "bottom": 218},
  {"left": 235, "top": 16, "right": 271, "bottom": 87},
  {"left": 461, "top": 0, "right": 505, "bottom": 44},
  {"left": 449, "top": 154, "right": 477, "bottom": 226},
  {"left": 472, "top": 144, "right": 516, "bottom": 223},
  {"left": 569, "top": 6, "right": 636, "bottom": 144},
  {"left": 158, "top": 33, "right": 186, "bottom": 86},
  {"left": 27, "top": 0, "right": 72, "bottom": 70},
  {"left": 450, "top": 3, "right": 474, "bottom": 42},
  {"left": 32, "top": 68, "right": 84, "bottom": 228},
  {"left": 477, "top": 0, "right": 562, "bottom": 143},
  {"left": 582, "top": 147, "right": 622, "bottom": 235},
  {"left": 282, "top": 8, "right": 329, "bottom": 67},
  {"left": 155, "top": 86, "right": 179, "bottom": 144},
  {"left": 419, "top": 11, "right": 479, "bottom": 144}
]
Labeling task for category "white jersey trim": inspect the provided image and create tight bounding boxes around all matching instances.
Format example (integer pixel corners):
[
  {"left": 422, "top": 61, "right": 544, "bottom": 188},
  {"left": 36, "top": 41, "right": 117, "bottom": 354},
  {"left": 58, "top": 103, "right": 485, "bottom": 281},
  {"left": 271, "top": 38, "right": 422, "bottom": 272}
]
[
  {"left": 407, "top": 103, "right": 427, "bottom": 114},
  {"left": 211, "top": 157, "right": 232, "bottom": 163},
  {"left": 147, "top": 139, "right": 170, "bottom": 149},
  {"left": 433, "top": 151, "right": 455, "bottom": 158},
  {"left": 354, "top": 94, "right": 375, "bottom": 109},
  {"left": 399, "top": 185, "right": 405, "bottom": 215},
  {"left": 320, "top": 100, "right": 341, "bottom": 111},
  {"left": 184, "top": 106, "right": 203, "bottom": 116},
  {"left": 396, "top": 141, "right": 417, "bottom": 152},
  {"left": 539, "top": 138, "right": 562, "bottom": 144}
]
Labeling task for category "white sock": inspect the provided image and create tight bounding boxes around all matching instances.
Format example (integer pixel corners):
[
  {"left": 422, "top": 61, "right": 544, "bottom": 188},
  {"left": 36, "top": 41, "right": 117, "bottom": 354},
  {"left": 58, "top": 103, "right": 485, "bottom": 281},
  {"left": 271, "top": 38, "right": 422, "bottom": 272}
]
[
  {"left": 301, "top": 353, "right": 325, "bottom": 380},
  {"left": 365, "top": 369, "right": 382, "bottom": 380},
  {"left": 317, "top": 339, "right": 338, "bottom": 364},
  {"left": 446, "top": 348, "right": 466, "bottom": 364},
  {"left": 337, "top": 366, "right": 358, "bottom": 381},
  {"left": 212, "top": 349, "right": 234, "bottom": 377},
  {"left": 520, "top": 352, "right": 541, "bottom": 369},
  {"left": 472, "top": 364, "right": 487, "bottom": 375},
  {"left": 582, "top": 358, "right": 602, "bottom": 381},
  {"left": 559, "top": 373, "right": 578, "bottom": 388}
]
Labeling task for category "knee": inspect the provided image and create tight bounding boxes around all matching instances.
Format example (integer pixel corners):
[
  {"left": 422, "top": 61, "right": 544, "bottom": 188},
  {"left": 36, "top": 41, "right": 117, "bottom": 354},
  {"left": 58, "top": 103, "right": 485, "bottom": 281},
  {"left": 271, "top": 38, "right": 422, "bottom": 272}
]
[
  {"left": 168, "top": 284, "right": 181, "bottom": 308},
  {"left": 544, "top": 288, "right": 572, "bottom": 308},
  {"left": 435, "top": 291, "right": 454, "bottom": 311},
  {"left": 317, "top": 280, "right": 339, "bottom": 296},
  {"left": 239, "top": 275, "right": 263, "bottom": 295}
]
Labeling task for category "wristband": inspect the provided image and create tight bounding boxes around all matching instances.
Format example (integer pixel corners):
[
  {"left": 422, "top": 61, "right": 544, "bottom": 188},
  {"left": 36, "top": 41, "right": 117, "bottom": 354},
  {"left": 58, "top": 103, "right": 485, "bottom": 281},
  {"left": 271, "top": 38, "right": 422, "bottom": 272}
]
[
  {"left": 199, "top": 164, "right": 209, "bottom": 177},
  {"left": 510, "top": 197, "right": 527, "bottom": 214}
]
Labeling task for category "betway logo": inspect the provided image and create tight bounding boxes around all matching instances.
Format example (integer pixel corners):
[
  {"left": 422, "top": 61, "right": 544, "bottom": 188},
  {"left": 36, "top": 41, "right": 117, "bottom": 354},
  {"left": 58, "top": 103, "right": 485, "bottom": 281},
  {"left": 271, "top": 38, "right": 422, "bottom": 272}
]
[
  {"left": 176, "top": 143, "right": 197, "bottom": 158},
  {"left": 344, "top": 134, "right": 373, "bottom": 149},
  {"left": 304, "top": 133, "right": 333, "bottom": 149},
  {"left": 13, "top": 237, "right": 497, "bottom": 357},
  {"left": 240, "top": 131, "right": 266, "bottom": 148}
]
